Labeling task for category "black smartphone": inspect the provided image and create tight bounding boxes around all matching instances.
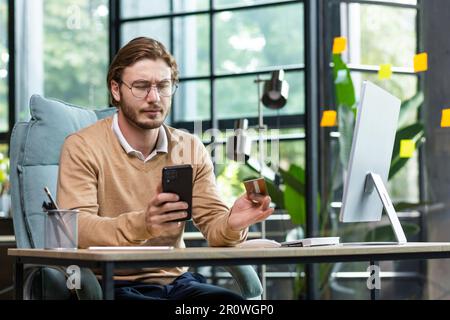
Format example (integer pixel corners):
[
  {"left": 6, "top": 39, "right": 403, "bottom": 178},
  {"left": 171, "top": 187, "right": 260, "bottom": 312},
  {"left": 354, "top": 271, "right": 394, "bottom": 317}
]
[{"left": 162, "top": 165, "right": 193, "bottom": 221}]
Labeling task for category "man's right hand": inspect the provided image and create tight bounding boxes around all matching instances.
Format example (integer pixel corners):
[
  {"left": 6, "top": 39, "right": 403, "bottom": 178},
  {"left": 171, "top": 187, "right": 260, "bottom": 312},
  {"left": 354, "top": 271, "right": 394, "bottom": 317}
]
[{"left": 144, "top": 185, "right": 188, "bottom": 238}]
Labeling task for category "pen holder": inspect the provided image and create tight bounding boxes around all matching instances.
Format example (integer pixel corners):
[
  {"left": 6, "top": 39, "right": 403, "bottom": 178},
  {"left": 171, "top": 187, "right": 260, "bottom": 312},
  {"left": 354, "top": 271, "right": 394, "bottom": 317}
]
[{"left": 44, "top": 209, "right": 78, "bottom": 250}]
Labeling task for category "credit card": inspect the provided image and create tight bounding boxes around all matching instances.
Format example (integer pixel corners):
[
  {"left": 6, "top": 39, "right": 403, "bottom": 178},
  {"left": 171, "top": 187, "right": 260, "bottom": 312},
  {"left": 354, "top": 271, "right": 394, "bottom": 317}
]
[{"left": 243, "top": 177, "right": 268, "bottom": 196}]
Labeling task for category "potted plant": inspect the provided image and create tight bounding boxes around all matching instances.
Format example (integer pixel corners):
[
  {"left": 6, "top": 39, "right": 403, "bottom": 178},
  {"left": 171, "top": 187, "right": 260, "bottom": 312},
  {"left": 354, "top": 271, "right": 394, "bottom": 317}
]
[
  {"left": 239, "top": 54, "right": 425, "bottom": 299},
  {"left": 0, "top": 153, "right": 10, "bottom": 218}
]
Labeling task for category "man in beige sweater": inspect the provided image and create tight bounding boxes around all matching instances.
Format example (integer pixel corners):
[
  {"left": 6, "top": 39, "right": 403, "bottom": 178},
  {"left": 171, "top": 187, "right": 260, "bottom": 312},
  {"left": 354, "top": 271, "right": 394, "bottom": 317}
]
[{"left": 57, "top": 37, "right": 273, "bottom": 300}]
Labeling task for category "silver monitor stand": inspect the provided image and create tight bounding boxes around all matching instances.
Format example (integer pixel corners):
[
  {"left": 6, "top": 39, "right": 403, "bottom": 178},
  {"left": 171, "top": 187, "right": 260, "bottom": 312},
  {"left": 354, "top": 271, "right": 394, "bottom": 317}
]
[{"left": 363, "top": 172, "right": 407, "bottom": 244}]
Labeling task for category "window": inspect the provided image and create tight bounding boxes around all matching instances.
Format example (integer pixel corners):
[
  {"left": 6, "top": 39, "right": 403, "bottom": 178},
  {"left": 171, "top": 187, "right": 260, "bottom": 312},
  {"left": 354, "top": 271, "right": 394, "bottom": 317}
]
[
  {"left": 119, "top": 0, "right": 305, "bottom": 128},
  {"left": 15, "top": 0, "right": 109, "bottom": 123},
  {"left": 115, "top": 0, "right": 306, "bottom": 300},
  {"left": 112, "top": 0, "right": 423, "bottom": 299},
  {"left": 43, "top": 0, "right": 109, "bottom": 108},
  {"left": 117, "top": 0, "right": 305, "bottom": 209},
  {"left": 323, "top": 0, "right": 423, "bottom": 300},
  {"left": 122, "top": 0, "right": 209, "bottom": 18},
  {"left": 337, "top": 0, "right": 420, "bottom": 203},
  {"left": 0, "top": 0, "right": 9, "bottom": 134},
  {"left": 214, "top": 5, "right": 303, "bottom": 74}
]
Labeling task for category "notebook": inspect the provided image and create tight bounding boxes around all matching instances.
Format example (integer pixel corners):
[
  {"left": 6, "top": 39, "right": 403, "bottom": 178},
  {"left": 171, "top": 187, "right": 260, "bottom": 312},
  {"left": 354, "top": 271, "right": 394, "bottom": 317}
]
[
  {"left": 237, "top": 237, "right": 340, "bottom": 248},
  {"left": 281, "top": 237, "right": 340, "bottom": 247}
]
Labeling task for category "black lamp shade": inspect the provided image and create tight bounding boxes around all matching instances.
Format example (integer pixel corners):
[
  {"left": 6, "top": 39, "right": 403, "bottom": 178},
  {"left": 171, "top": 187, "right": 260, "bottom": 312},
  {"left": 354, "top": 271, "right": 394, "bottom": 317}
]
[{"left": 261, "top": 70, "right": 289, "bottom": 109}]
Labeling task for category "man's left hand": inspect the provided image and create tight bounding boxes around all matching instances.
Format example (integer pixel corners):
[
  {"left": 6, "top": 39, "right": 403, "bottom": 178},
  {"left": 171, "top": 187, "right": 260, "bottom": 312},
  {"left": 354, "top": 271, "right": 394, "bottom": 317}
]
[{"left": 227, "top": 193, "right": 274, "bottom": 231}]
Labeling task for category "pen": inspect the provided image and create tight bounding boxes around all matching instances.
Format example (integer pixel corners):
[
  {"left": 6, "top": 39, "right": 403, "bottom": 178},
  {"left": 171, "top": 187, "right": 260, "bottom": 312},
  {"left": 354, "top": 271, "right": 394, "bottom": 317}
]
[
  {"left": 43, "top": 187, "right": 75, "bottom": 247},
  {"left": 44, "top": 186, "right": 59, "bottom": 210}
]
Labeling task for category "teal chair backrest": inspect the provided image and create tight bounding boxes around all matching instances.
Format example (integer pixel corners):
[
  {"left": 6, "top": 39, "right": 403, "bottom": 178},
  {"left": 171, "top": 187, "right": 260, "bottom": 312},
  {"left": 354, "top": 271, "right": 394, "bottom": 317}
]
[{"left": 10, "top": 94, "right": 116, "bottom": 249}]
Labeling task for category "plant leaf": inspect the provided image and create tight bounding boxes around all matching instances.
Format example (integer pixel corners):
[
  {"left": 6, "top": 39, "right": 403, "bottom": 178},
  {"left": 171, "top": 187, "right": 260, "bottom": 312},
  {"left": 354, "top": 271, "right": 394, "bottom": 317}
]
[
  {"left": 280, "top": 164, "right": 322, "bottom": 226},
  {"left": 393, "top": 201, "right": 432, "bottom": 212},
  {"left": 332, "top": 54, "right": 357, "bottom": 172},
  {"left": 398, "top": 92, "right": 424, "bottom": 128},
  {"left": 332, "top": 54, "right": 356, "bottom": 109},
  {"left": 279, "top": 165, "right": 305, "bottom": 194},
  {"left": 280, "top": 164, "right": 307, "bottom": 226},
  {"left": 389, "top": 123, "right": 425, "bottom": 180},
  {"left": 284, "top": 185, "right": 306, "bottom": 225},
  {"left": 266, "top": 179, "right": 284, "bottom": 209},
  {"left": 214, "top": 164, "right": 227, "bottom": 177},
  {"left": 338, "top": 104, "right": 356, "bottom": 170},
  {"left": 364, "top": 223, "right": 420, "bottom": 242}
]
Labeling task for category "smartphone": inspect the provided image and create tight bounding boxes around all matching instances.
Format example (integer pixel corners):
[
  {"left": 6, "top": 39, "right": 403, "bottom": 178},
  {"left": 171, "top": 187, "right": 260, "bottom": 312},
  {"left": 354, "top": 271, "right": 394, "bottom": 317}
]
[{"left": 162, "top": 165, "right": 193, "bottom": 221}]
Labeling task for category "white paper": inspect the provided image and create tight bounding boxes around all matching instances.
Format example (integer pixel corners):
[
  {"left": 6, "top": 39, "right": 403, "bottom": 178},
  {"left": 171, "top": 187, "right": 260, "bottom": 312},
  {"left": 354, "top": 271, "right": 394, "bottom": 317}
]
[{"left": 88, "top": 246, "right": 174, "bottom": 250}]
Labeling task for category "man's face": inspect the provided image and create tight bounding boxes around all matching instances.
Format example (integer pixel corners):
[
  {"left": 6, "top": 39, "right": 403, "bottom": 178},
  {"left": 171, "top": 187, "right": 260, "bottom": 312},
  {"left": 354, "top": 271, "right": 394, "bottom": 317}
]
[{"left": 111, "top": 58, "right": 173, "bottom": 130}]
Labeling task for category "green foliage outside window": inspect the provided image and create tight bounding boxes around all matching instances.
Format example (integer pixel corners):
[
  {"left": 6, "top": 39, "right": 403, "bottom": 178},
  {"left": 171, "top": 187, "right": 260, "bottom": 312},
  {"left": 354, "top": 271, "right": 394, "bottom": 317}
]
[
  {"left": 0, "top": 152, "right": 9, "bottom": 196},
  {"left": 0, "top": 0, "right": 8, "bottom": 132},
  {"left": 43, "top": 0, "right": 109, "bottom": 108}
]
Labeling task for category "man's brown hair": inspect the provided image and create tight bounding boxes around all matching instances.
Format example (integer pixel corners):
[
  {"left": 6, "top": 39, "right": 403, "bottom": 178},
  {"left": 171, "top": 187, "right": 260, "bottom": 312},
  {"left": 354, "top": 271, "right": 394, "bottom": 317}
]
[{"left": 107, "top": 37, "right": 179, "bottom": 107}]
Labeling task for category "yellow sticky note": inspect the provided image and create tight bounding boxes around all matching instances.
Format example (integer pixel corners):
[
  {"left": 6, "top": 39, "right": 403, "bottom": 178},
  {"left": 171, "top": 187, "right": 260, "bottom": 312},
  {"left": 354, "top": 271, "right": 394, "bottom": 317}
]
[
  {"left": 320, "top": 110, "right": 337, "bottom": 127},
  {"left": 378, "top": 64, "right": 392, "bottom": 80},
  {"left": 332, "top": 37, "right": 347, "bottom": 54},
  {"left": 441, "top": 109, "right": 450, "bottom": 127},
  {"left": 414, "top": 53, "right": 428, "bottom": 73},
  {"left": 400, "top": 139, "right": 415, "bottom": 158}
]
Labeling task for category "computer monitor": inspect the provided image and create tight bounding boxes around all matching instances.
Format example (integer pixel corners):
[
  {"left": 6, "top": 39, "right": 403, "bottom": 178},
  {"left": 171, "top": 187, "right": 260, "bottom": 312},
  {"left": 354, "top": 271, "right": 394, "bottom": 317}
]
[{"left": 339, "top": 81, "right": 407, "bottom": 244}]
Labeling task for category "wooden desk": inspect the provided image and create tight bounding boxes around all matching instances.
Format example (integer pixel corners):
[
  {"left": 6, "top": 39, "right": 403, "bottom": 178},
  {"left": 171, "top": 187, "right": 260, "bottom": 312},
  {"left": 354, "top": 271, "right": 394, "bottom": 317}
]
[{"left": 9, "top": 242, "right": 450, "bottom": 300}]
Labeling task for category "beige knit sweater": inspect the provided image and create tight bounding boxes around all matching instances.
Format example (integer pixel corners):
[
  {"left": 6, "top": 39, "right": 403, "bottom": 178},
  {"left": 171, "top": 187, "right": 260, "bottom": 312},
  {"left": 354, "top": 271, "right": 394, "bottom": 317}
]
[{"left": 57, "top": 116, "right": 248, "bottom": 284}]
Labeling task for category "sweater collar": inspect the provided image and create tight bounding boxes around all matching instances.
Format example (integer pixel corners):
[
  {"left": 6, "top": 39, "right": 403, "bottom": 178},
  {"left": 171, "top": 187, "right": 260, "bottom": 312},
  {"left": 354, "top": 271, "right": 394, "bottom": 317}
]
[{"left": 111, "top": 113, "right": 168, "bottom": 162}]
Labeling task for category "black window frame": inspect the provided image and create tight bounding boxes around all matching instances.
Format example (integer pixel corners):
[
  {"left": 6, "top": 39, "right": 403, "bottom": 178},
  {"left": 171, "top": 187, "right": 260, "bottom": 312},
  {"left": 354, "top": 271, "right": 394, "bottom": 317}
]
[
  {"left": 109, "top": 0, "right": 306, "bottom": 133},
  {"left": 109, "top": 1, "right": 424, "bottom": 299}
]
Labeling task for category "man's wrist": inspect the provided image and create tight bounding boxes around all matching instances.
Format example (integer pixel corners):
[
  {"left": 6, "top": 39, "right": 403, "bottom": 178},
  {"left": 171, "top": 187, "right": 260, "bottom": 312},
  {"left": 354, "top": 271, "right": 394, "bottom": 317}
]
[{"left": 226, "top": 210, "right": 243, "bottom": 232}]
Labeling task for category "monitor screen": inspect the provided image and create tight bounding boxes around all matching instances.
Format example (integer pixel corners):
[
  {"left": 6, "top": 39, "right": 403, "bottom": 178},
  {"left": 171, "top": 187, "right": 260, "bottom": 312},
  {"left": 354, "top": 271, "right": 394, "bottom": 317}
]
[{"left": 339, "top": 81, "right": 401, "bottom": 223}]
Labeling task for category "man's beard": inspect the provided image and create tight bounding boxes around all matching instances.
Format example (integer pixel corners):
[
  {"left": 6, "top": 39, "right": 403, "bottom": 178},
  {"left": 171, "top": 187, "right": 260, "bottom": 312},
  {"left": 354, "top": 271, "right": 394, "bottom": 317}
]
[{"left": 119, "top": 96, "right": 168, "bottom": 130}]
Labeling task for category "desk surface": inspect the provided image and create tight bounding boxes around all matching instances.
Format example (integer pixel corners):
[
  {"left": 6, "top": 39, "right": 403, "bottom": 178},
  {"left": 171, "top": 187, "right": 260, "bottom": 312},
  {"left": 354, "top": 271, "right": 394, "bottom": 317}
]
[{"left": 8, "top": 242, "right": 450, "bottom": 263}]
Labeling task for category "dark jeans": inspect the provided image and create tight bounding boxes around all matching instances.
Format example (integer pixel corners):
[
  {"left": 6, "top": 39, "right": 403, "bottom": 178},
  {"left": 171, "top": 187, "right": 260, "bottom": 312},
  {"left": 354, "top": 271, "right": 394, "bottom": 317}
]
[{"left": 114, "top": 272, "right": 244, "bottom": 300}]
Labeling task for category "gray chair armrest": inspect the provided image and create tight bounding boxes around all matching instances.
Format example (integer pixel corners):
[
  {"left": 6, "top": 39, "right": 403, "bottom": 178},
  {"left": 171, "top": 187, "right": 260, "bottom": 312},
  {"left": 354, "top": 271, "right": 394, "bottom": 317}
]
[
  {"left": 220, "top": 265, "right": 263, "bottom": 299},
  {"left": 75, "top": 268, "right": 103, "bottom": 300},
  {"left": 23, "top": 266, "right": 102, "bottom": 300},
  {"left": 24, "top": 266, "right": 71, "bottom": 300}
]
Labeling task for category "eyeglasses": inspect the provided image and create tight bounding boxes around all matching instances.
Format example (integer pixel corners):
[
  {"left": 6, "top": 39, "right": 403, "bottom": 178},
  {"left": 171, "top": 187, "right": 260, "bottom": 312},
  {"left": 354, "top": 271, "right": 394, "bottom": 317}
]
[{"left": 120, "top": 79, "right": 178, "bottom": 98}]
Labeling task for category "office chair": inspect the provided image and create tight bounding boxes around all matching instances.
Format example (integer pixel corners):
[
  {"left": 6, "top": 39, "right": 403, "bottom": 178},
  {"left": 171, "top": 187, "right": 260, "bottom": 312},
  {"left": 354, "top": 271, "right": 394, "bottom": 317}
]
[{"left": 9, "top": 94, "right": 263, "bottom": 300}]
